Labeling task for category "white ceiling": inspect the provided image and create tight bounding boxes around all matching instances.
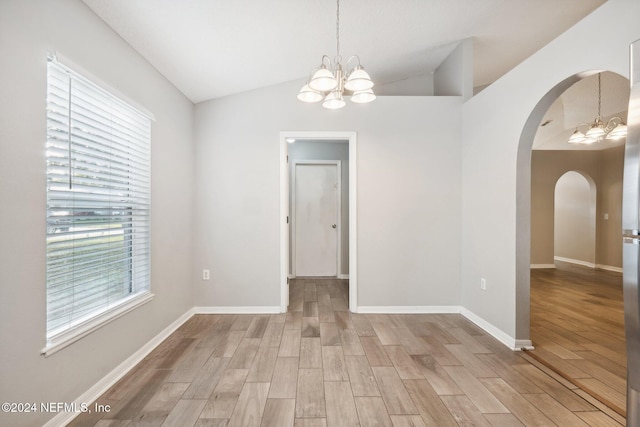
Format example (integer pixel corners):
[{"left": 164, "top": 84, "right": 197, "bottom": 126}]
[{"left": 81, "top": 0, "right": 606, "bottom": 104}]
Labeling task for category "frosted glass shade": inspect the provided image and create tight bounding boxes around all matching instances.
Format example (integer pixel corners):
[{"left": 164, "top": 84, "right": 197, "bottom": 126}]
[
  {"left": 322, "top": 91, "right": 345, "bottom": 109},
  {"left": 351, "top": 89, "right": 376, "bottom": 103},
  {"left": 309, "top": 67, "right": 338, "bottom": 92},
  {"left": 585, "top": 123, "right": 605, "bottom": 140},
  {"left": 297, "top": 84, "right": 323, "bottom": 103},
  {"left": 568, "top": 129, "right": 586, "bottom": 144},
  {"left": 344, "top": 68, "right": 373, "bottom": 91},
  {"left": 606, "top": 122, "right": 627, "bottom": 140}
]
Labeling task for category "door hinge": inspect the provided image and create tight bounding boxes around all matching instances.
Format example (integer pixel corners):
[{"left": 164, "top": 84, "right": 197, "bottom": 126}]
[
  {"left": 287, "top": 216, "right": 289, "bottom": 224},
  {"left": 286, "top": 155, "right": 289, "bottom": 163}
]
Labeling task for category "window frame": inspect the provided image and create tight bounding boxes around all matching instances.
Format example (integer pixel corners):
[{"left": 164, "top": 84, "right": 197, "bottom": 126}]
[{"left": 42, "top": 55, "right": 154, "bottom": 357}]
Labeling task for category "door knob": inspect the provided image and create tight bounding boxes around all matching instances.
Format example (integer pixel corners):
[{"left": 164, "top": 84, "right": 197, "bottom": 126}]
[{"left": 332, "top": 224, "right": 337, "bottom": 228}]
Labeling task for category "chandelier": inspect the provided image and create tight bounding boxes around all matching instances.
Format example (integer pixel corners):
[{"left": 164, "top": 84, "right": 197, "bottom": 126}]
[
  {"left": 568, "top": 73, "right": 627, "bottom": 144},
  {"left": 297, "top": 0, "right": 375, "bottom": 109}
]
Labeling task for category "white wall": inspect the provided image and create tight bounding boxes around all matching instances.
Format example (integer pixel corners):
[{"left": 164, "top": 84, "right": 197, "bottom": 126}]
[
  {"left": 0, "top": 1, "right": 195, "bottom": 426},
  {"left": 461, "top": 0, "right": 639, "bottom": 341},
  {"left": 434, "top": 39, "right": 473, "bottom": 100},
  {"left": 193, "top": 86, "right": 462, "bottom": 309},
  {"left": 376, "top": 74, "right": 435, "bottom": 96}
]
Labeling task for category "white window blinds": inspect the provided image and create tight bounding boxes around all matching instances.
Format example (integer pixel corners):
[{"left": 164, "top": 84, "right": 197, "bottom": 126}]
[{"left": 46, "top": 58, "right": 151, "bottom": 343}]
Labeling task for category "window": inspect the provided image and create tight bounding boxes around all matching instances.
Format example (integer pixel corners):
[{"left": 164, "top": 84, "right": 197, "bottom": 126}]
[{"left": 44, "top": 57, "right": 152, "bottom": 355}]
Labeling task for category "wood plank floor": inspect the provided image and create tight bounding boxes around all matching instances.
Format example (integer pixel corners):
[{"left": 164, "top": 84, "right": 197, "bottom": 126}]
[
  {"left": 68, "top": 277, "right": 625, "bottom": 426},
  {"left": 529, "top": 262, "right": 627, "bottom": 417}
]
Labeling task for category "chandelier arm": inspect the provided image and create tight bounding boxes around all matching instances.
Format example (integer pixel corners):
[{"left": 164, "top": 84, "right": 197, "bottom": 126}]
[
  {"left": 604, "top": 116, "right": 624, "bottom": 133},
  {"left": 346, "top": 55, "right": 361, "bottom": 65},
  {"left": 321, "top": 54, "right": 333, "bottom": 70},
  {"left": 345, "top": 55, "right": 361, "bottom": 73},
  {"left": 573, "top": 122, "right": 591, "bottom": 132}
]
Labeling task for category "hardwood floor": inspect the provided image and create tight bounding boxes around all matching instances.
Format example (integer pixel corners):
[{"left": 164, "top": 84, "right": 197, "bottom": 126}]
[
  {"left": 529, "top": 262, "right": 627, "bottom": 417},
  {"left": 68, "top": 277, "right": 625, "bottom": 426}
]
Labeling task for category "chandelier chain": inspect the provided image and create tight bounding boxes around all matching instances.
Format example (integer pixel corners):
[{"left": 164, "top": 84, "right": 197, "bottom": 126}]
[
  {"left": 597, "top": 73, "right": 602, "bottom": 118},
  {"left": 336, "top": 0, "right": 340, "bottom": 59}
]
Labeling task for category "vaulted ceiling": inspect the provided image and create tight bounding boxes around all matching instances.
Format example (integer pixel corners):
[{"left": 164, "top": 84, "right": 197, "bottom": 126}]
[{"left": 82, "top": 0, "right": 606, "bottom": 103}]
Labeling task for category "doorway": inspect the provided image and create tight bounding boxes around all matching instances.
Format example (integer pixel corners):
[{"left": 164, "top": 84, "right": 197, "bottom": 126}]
[{"left": 279, "top": 131, "right": 357, "bottom": 313}]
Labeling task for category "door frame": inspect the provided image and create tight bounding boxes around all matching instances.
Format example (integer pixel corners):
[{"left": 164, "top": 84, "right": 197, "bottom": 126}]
[
  {"left": 280, "top": 131, "right": 358, "bottom": 313},
  {"left": 291, "top": 160, "right": 342, "bottom": 278}
]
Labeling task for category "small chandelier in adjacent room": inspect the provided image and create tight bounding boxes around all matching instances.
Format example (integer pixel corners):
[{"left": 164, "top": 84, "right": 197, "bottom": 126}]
[
  {"left": 297, "top": 0, "right": 375, "bottom": 109},
  {"left": 568, "top": 73, "right": 627, "bottom": 144}
]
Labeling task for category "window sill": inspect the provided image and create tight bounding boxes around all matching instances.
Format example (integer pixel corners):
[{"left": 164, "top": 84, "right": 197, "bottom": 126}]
[{"left": 41, "top": 291, "right": 154, "bottom": 357}]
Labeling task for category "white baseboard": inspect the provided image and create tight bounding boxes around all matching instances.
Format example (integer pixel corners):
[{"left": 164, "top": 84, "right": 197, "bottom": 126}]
[
  {"left": 530, "top": 264, "right": 556, "bottom": 269},
  {"left": 338, "top": 274, "right": 350, "bottom": 280},
  {"left": 554, "top": 256, "right": 595, "bottom": 269},
  {"left": 459, "top": 308, "right": 532, "bottom": 350},
  {"left": 357, "top": 306, "right": 462, "bottom": 314},
  {"left": 44, "top": 308, "right": 195, "bottom": 427},
  {"left": 514, "top": 340, "right": 535, "bottom": 351},
  {"left": 194, "top": 306, "right": 282, "bottom": 314},
  {"left": 554, "top": 257, "right": 622, "bottom": 273},
  {"left": 357, "top": 306, "right": 529, "bottom": 351},
  {"left": 596, "top": 264, "right": 623, "bottom": 273},
  {"left": 288, "top": 274, "right": 295, "bottom": 279}
]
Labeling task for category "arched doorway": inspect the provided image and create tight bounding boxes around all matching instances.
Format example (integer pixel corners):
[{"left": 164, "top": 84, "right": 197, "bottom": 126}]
[
  {"left": 515, "top": 70, "right": 629, "bottom": 339},
  {"left": 554, "top": 171, "right": 597, "bottom": 266},
  {"left": 518, "top": 71, "right": 629, "bottom": 415}
]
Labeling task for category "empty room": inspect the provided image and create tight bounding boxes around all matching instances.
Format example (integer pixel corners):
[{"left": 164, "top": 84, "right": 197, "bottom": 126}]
[{"left": 1, "top": 0, "right": 640, "bottom": 426}]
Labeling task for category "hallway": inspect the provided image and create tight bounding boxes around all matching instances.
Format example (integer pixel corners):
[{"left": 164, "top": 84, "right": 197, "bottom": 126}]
[
  {"left": 67, "top": 277, "right": 625, "bottom": 426},
  {"left": 530, "top": 262, "right": 626, "bottom": 417}
]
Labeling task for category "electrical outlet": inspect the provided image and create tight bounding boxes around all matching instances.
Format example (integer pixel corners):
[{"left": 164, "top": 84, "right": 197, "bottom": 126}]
[
  {"left": 202, "top": 269, "right": 210, "bottom": 280},
  {"left": 480, "top": 278, "right": 487, "bottom": 291}
]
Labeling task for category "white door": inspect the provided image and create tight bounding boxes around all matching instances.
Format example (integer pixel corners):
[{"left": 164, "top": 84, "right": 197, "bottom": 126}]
[{"left": 294, "top": 162, "right": 340, "bottom": 276}]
